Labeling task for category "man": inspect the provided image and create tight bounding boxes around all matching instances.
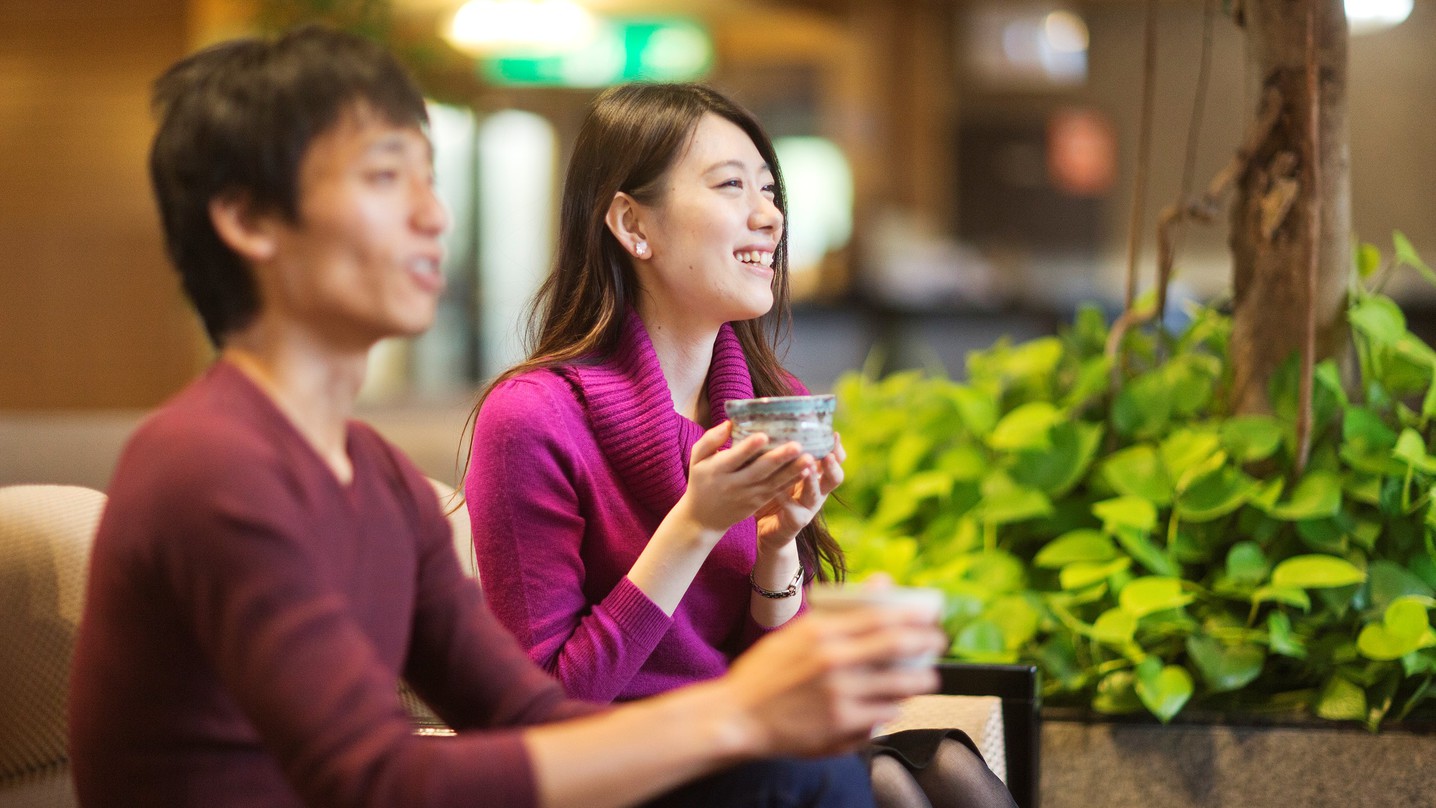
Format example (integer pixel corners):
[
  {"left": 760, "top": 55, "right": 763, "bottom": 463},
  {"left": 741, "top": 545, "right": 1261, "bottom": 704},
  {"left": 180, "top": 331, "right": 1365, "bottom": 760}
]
[{"left": 67, "top": 25, "right": 944, "bottom": 808}]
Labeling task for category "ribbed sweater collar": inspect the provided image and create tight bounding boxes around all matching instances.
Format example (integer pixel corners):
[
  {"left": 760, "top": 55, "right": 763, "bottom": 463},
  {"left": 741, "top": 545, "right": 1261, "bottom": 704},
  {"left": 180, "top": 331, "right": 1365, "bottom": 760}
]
[{"left": 563, "top": 312, "right": 753, "bottom": 515}]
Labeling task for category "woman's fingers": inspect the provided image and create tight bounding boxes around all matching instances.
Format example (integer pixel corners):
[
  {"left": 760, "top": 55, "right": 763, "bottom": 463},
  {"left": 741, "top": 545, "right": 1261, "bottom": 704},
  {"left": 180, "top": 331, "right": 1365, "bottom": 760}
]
[
  {"left": 690, "top": 421, "right": 736, "bottom": 466},
  {"left": 817, "top": 454, "right": 844, "bottom": 495}
]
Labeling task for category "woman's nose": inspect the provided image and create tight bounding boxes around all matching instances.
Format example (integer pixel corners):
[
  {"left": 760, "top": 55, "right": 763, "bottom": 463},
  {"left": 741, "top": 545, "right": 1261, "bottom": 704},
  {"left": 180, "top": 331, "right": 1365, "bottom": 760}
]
[{"left": 750, "top": 192, "right": 783, "bottom": 234}]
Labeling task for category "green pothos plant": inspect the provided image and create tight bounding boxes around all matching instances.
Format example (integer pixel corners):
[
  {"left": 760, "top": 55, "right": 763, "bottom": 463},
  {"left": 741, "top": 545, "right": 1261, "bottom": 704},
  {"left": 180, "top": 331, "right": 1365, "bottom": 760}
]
[{"left": 829, "top": 233, "right": 1436, "bottom": 729}]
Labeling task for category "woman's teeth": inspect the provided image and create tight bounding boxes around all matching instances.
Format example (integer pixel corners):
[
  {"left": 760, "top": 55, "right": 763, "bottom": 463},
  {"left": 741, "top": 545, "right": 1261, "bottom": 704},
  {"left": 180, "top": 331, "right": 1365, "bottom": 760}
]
[{"left": 735, "top": 250, "right": 773, "bottom": 267}]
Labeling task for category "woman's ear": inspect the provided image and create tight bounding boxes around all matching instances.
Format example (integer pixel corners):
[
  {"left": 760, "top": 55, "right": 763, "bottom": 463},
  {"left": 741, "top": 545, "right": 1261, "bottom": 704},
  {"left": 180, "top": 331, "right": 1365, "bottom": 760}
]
[
  {"left": 604, "top": 192, "right": 650, "bottom": 260},
  {"left": 208, "top": 193, "right": 279, "bottom": 264}
]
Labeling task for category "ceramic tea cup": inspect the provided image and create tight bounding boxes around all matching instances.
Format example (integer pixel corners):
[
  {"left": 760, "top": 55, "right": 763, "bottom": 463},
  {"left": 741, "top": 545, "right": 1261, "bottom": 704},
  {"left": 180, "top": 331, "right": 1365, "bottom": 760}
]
[
  {"left": 724, "top": 394, "right": 837, "bottom": 458},
  {"left": 807, "top": 582, "right": 946, "bottom": 667}
]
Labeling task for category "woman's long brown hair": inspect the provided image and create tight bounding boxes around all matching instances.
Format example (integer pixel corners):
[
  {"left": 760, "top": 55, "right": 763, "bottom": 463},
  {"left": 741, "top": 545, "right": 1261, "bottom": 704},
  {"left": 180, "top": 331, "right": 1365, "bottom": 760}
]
[{"left": 460, "top": 82, "right": 845, "bottom": 582}]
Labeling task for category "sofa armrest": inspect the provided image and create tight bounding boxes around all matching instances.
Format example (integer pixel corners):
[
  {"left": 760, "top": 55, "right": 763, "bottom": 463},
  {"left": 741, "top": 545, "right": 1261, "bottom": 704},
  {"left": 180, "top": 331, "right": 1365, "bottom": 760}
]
[{"left": 933, "top": 662, "right": 1041, "bottom": 808}]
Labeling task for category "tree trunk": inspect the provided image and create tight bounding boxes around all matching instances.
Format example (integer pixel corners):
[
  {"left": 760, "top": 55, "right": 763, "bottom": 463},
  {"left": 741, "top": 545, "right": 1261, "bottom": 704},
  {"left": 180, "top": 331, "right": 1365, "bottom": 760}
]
[{"left": 1229, "top": 0, "right": 1351, "bottom": 414}]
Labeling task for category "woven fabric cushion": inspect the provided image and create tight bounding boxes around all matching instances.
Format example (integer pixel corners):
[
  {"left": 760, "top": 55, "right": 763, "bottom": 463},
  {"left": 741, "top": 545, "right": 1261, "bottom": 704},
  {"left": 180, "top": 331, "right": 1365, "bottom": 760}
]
[
  {"left": 0, "top": 485, "right": 106, "bottom": 785},
  {"left": 875, "top": 694, "right": 1008, "bottom": 785}
]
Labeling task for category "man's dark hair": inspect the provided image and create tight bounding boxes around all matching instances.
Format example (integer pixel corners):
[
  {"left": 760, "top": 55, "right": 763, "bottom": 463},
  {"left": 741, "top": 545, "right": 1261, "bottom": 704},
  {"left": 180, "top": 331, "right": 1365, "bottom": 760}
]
[{"left": 149, "top": 24, "right": 429, "bottom": 345}]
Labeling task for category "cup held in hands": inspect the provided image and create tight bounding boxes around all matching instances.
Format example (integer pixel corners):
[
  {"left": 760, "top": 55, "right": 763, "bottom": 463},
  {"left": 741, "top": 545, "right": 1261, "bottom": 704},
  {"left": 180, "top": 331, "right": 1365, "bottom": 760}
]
[
  {"left": 807, "top": 583, "right": 946, "bottom": 668},
  {"left": 724, "top": 394, "right": 837, "bottom": 458}
]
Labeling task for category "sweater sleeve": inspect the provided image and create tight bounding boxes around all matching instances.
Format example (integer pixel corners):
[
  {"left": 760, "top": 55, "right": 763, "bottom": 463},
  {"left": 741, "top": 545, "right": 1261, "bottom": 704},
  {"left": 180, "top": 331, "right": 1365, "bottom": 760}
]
[
  {"left": 151, "top": 433, "right": 562, "bottom": 808},
  {"left": 466, "top": 375, "right": 673, "bottom": 703}
]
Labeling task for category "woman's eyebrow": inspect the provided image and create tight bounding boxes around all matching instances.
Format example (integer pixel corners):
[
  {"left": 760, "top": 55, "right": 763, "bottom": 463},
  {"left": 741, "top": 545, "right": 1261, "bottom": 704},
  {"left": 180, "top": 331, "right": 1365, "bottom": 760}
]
[{"left": 702, "top": 159, "right": 772, "bottom": 174}]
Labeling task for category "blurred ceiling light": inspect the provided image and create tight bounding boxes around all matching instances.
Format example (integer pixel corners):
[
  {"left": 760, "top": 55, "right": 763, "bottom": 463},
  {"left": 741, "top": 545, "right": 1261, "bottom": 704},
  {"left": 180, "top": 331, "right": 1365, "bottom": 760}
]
[
  {"left": 446, "top": 0, "right": 598, "bottom": 56},
  {"left": 1043, "top": 10, "right": 1088, "bottom": 54},
  {"left": 995, "top": 6, "right": 1087, "bottom": 86},
  {"left": 1345, "top": 0, "right": 1413, "bottom": 34}
]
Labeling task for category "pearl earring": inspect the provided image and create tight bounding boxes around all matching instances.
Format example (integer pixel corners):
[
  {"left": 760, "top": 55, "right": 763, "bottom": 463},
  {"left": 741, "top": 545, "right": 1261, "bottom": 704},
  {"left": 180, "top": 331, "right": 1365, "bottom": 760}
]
[{"left": 635, "top": 241, "right": 648, "bottom": 256}]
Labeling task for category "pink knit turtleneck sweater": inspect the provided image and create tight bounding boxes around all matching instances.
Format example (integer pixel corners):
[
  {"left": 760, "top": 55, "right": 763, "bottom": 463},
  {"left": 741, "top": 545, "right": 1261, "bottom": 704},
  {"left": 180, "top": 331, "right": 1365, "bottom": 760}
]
[{"left": 465, "top": 314, "right": 799, "bottom": 702}]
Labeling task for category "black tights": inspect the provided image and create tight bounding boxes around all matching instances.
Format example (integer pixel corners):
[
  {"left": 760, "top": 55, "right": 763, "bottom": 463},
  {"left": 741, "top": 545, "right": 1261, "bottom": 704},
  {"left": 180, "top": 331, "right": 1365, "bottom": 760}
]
[{"left": 869, "top": 738, "right": 1017, "bottom": 808}]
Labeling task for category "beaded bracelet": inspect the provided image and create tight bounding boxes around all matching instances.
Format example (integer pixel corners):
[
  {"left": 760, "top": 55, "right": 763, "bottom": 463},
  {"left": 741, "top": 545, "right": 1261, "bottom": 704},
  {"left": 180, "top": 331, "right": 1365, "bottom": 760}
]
[{"left": 749, "top": 564, "right": 803, "bottom": 599}]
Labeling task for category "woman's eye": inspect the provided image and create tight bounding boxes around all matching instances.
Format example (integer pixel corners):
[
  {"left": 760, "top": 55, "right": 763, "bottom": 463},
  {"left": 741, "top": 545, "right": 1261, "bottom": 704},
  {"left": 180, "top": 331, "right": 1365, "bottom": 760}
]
[
  {"left": 761, "top": 184, "right": 777, "bottom": 198},
  {"left": 366, "top": 168, "right": 401, "bottom": 184},
  {"left": 718, "top": 179, "right": 742, "bottom": 189}
]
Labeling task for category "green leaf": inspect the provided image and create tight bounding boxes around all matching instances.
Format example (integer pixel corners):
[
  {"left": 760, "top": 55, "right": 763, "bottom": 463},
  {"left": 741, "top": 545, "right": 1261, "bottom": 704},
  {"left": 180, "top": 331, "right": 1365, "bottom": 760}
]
[
  {"left": 949, "top": 386, "right": 998, "bottom": 437},
  {"left": 1175, "top": 466, "right": 1257, "bottom": 522},
  {"left": 1348, "top": 295, "right": 1407, "bottom": 347},
  {"left": 1269, "top": 471, "right": 1343, "bottom": 521},
  {"left": 1062, "top": 355, "right": 1111, "bottom": 409},
  {"left": 1186, "top": 634, "right": 1266, "bottom": 692},
  {"left": 1249, "top": 477, "right": 1286, "bottom": 512},
  {"left": 984, "top": 595, "right": 1041, "bottom": 649},
  {"left": 1092, "top": 670, "right": 1143, "bottom": 715},
  {"left": 1060, "top": 557, "right": 1133, "bottom": 590},
  {"left": 1159, "top": 429, "right": 1224, "bottom": 486},
  {"left": 952, "top": 619, "right": 1013, "bottom": 663},
  {"left": 1340, "top": 407, "right": 1401, "bottom": 475},
  {"left": 887, "top": 431, "right": 934, "bottom": 481},
  {"left": 1393, "top": 428, "right": 1436, "bottom": 473},
  {"left": 1394, "top": 230, "right": 1436, "bottom": 286},
  {"left": 976, "top": 473, "right": 1053, "bottom": 525},
  {"left": 1093, "top": 495, "right": 1159, "bottom": 533},
  {"left": 1005, "top": 337, "right": 1065, "bottom": 382},
  {"left": 1357, "top": 596, "right": 1436, "bottom": 661},
  {"left": 1035, "top": 529, "right": 1118, "bottom": 568},
  {"left": 1367, "top": 560, "right": 1436, "bottom": 613},
  {"left": 1113, "top": 370, "right": 1174, "bottom": 439},
  {"left": 988, "top": 401, "right": 1061, "bottom": 451},
  {"left": 967, "top": 552, "right": 1027, "bottom": 594},
  {"left": 1113, "top": 526, "right": 1180, "bottom": 577},
  {"left": 1355, "top": 241, "right": 1382, "bottom": 279},
  {"left": 1092, "top": 607, "right": 1138, "bottom": 646},
  {"left": 1271, "top": 554, "right": 1367, "bottom": 589},
  {"left": 1253, "top": 585, "right": 1312, "bottom": 611},
  {"left": 1169, "top": 356, "right": 1219, "bottom": 416},
  {"left": 1225, "top": 542, "right": 1268, "bottom": 587},
  {"left": 1425, "top": 364, "right": 1436, "bottom": 419},
  {"left": 1119, "top": 576, "right": 1195, "bottom": 618},
  {"left": 1136, "top": 659, "right": 1195, "bottom": 723},
  {"left": 1102, "top": 445, "right": 1173, "bottom": 505},
  {"left": 1315, "top": 674, "right": 1367, "bottom": 722},
  {"left": 1266, "top": 611, "right": 1307, "bottom": 658},
  {"left": 1010, "top": 421, "right": 1103, "bottom": 497},
  {"left": 1220, "top": 416, "right": 1284, "bottom": 463},
  {"left": 938, "top": 444, "right": 987, "bottom": 482}
]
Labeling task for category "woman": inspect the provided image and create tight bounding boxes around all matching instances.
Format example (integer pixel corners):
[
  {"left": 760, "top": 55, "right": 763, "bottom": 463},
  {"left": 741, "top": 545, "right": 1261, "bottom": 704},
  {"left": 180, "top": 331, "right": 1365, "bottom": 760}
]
[{"left": 465, "top": 83, "right": 1014, "bottom": 808}]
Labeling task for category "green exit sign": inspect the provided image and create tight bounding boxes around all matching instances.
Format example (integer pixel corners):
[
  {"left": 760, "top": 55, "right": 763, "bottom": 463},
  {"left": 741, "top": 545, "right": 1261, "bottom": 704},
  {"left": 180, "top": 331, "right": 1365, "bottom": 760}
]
[{"left": 480, "top": 18, "right": 713, "bottom": 87}]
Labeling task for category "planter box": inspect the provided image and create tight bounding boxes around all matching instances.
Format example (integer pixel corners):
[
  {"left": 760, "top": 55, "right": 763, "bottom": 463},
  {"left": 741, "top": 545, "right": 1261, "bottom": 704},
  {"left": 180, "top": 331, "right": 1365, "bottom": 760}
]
[{"left": 1040, "top": 711, "right": 1436, "bottom": 807}]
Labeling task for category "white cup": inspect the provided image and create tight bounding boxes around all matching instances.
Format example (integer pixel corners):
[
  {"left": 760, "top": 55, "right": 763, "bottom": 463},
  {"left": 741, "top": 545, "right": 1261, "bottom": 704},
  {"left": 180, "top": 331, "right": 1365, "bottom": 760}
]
[{"left": 807, "top": 583, "right": 946, "bottom": 667}]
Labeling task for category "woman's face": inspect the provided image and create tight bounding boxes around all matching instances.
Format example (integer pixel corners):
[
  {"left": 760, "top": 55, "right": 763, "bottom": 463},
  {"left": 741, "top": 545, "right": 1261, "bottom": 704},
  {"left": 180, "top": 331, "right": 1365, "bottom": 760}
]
[{"left": 633, "top": 113, "right": 784, "bottom": 331}]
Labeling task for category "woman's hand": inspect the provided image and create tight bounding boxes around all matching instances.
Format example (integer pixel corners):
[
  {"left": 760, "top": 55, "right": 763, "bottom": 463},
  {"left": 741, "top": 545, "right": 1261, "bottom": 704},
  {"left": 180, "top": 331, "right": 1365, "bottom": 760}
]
[
  {"left": 676, "top": 421, "right": 816, "bottom": 537},
  {"left": 755, "top": 432, "right": 845, "bottom": 554}
]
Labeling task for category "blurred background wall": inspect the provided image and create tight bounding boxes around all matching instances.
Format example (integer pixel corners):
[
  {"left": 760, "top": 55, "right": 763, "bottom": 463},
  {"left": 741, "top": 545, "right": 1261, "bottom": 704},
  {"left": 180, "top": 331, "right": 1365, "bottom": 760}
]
[{"left": 2, "top": 0, "right": 1431, "bottom": 418}]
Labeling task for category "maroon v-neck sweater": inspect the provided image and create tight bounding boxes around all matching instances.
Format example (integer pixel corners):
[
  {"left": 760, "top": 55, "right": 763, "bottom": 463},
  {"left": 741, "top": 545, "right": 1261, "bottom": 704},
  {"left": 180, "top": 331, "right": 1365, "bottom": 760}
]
[{"left": 70, "top": 362, "right": 596, "bottom": 808}]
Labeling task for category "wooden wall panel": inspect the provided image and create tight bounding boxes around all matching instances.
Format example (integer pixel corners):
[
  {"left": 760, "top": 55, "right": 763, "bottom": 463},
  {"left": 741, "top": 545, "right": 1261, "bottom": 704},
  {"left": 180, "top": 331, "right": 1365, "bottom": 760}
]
[{"left": 0, "top": 0, "right": 208, "bottom": 410}]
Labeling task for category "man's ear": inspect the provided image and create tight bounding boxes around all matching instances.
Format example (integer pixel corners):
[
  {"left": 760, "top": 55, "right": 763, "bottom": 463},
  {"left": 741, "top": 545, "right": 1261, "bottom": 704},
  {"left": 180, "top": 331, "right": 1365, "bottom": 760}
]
[
  {"left": 208, "top": 193, "right": 279, "bottom": 263},
  {"left": 604, "top": 192, "right": 650, "bottom": 260}
]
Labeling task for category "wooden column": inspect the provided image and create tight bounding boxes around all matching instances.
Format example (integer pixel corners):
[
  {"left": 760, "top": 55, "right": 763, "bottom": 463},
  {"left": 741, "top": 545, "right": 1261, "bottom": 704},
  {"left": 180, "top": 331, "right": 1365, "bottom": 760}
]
[{"left": 0, "top": 0, "right": 207, "bottom": 409}]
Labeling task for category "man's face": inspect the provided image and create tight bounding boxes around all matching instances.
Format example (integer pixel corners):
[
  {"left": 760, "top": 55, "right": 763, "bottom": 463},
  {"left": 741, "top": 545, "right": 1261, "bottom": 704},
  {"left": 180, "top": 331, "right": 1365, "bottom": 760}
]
[{"left": 259, "top": 108, "right": 449, "bottom": 350}]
